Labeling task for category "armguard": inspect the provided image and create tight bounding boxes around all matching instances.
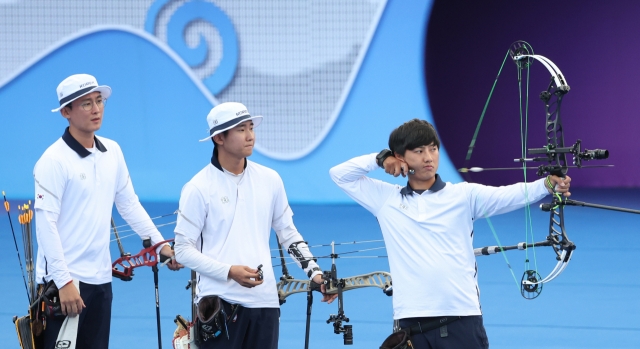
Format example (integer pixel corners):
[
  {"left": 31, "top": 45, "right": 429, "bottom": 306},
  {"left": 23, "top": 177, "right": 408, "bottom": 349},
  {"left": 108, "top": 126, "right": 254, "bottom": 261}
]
[{"left": 287, "top": 241, "right": 321, "bottom": 279}]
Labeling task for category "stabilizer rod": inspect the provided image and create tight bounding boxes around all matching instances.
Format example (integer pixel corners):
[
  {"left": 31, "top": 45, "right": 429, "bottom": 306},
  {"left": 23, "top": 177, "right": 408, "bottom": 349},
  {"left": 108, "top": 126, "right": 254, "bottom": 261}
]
[
  {"left": 541, "top": 199, "right": 640, "bottom": 214},
  {"left": 475, "top": 240, "right": 552, "bottom": 256}
]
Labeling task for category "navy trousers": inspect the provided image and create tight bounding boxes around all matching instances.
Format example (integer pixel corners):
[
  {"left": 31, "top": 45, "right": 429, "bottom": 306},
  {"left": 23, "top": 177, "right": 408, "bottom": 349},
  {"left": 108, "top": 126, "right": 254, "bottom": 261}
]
[
  {"left": 43, "top": 282, "right": 112, "bottom": 349},
  {"left": 199, "top": 302, "right": 279, "bottom": 349},
  {"left": 399, "top": 315, "right": 489, "bottom": 349}
]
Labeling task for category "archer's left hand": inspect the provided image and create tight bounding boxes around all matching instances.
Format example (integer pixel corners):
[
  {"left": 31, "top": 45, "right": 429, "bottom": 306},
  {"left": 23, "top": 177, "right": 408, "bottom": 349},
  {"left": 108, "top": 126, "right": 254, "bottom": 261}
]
[
  {"left": 313, "top": 274, "right": 338, "bottom": 304},
  {"left": 160, "top": 245, "right": 183, "bottom": 271},
  {"left": 547, "top": 175, "right": 571, "bottom": 197}
]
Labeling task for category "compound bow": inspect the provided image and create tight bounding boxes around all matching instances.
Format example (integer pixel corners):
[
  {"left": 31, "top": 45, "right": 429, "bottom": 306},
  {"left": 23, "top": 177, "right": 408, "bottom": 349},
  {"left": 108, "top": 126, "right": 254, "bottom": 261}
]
[{"left": 465, "top": 41, "right": 640, "bottom": 299}]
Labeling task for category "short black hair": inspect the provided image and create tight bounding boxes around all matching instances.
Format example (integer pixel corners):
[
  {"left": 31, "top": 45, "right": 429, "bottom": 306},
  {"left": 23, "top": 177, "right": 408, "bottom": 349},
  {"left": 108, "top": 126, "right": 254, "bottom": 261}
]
[{"left": 388, "top": 119, "right": 440, "bottom": 156}]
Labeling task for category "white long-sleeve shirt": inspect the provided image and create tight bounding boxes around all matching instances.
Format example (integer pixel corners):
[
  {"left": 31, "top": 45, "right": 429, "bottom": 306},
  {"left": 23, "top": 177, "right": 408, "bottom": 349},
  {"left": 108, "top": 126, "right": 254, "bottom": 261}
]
[
  {"left": 174, "top": 155, "right": 321, "bottom": 307},
  {"left": 34, "top": 128, "right": 165, "bottom": 288},
  {"left": 329, "top": 153, "right": 549, "bottom": 319}
]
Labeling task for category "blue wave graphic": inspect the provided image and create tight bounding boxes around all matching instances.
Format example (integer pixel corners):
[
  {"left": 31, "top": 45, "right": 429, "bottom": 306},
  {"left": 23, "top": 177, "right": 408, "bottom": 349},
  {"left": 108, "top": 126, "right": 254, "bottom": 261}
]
[
  {"left": 145, "top": 0, "right": 238, "bottom": 95},
  {"left": 0, "top": 0, "right": 461, "bottom": 204}
]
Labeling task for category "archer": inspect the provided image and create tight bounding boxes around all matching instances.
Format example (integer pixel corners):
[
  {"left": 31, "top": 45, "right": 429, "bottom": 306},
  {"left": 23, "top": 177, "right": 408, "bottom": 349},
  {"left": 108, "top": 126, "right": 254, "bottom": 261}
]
[
  {"left": 32, "top": 74, "right": 181, "bottom": 349},
  {"left": 329, "top": 118, "right": 570, "bottom": 349},
  {"left": 173, "top": 102, "right": 337, "bottom": 349}
]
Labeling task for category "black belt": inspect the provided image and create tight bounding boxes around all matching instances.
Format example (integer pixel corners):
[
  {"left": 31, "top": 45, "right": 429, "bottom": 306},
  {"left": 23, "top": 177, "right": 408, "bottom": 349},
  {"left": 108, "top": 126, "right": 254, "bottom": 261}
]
[{"left": 403, "top": 316, "right": 461, "bottom": 335}]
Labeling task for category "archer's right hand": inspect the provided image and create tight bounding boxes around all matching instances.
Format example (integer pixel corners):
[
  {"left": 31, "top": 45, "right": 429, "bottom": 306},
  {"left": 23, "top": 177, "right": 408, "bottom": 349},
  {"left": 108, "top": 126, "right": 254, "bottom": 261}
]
[
  {"left": 228, "top": 265, "right": 264, "bottom": 288},
  {"left": 59, "top": 281, "right": 86, "bottom": 317},
  {"left": 382, "top": 156, "right": 409, "bottom": 177}
]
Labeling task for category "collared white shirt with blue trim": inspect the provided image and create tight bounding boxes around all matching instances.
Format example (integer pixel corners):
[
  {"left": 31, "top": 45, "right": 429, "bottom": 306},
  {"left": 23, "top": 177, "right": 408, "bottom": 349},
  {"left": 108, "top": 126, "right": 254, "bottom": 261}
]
[
  {"left": 34, "top": 127, "right": 166, "bottom": 287},
  {"left": 330, "top": 153, "right": 549, "bottom": 319},
  {"left": 174, "top": 151, "right": 320, "bottom": 308}
]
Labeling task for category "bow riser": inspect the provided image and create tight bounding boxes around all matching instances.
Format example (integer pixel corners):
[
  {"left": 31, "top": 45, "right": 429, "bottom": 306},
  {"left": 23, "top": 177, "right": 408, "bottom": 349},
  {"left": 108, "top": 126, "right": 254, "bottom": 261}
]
[
  {"left": 112, "top": 239, "right": 173, "bottom": 281},
  {"left": 276, "top": 271, "right": 392, "bottom": 302}
]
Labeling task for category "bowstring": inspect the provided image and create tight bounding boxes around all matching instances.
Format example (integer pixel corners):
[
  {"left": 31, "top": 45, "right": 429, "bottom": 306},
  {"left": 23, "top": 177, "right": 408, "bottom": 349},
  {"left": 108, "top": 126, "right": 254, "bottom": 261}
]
[
  {"left": 481, "top": 207, "right": 519, "bottom": 293},
  {"left": 108, "top": 211, "right": 178, "bottom": 245},
  {"left": 466, "top": 48, "right": 520, "bottom": 291},
  {"left": 269, "top": 239, "right": 384, "bottom": 252},
  {"left": 109, "top": 221, "right": 177, "bottom": 242},
  {"left": 109, "top": 211, "right": 178, "bottom": 235},
  {"left": 273, "top": 246, "right": 386, "bottom": 260},
  {"left": 271, "top": 246, "right": 388, "bottom": 268},
  {"left": 111, "top": 211, "right": 388, "bottom": 269},
  {"left": 518, "top": 54, "right": 539, "bottom": 276}
]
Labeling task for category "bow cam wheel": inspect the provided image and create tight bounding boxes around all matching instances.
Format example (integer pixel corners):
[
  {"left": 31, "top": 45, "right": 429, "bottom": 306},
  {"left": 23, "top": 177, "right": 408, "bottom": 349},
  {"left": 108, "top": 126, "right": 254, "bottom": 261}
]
[{"left": 520, "top": 270, "right": 543, "bottom": 299}]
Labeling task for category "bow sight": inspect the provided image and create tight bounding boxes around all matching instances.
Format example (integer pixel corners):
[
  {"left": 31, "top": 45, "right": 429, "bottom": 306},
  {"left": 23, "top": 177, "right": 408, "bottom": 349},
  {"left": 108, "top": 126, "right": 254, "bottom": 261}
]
[{"left": 518, "top": 139, "right": 609, "bottom": 177}]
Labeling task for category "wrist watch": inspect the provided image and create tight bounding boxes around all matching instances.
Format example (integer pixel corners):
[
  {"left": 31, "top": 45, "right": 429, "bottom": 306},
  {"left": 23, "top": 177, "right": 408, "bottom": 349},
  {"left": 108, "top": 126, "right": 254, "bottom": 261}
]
[{"left": 376, "top": 149, "right": 393, "bottom": 168}]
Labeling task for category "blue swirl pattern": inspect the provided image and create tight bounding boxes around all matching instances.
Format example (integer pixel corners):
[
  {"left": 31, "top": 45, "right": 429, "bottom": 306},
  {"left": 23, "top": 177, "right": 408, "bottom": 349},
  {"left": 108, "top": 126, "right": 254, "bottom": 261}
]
[{"left": 145, "top": 0, "right": 238, "bottom": 95}]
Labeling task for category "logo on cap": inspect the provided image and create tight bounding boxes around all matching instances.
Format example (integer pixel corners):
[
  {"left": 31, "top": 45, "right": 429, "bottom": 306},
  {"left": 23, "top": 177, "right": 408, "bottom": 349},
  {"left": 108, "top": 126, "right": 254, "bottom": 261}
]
[
  {"left": 37, "top": 194, "right": 44, "bottom": 200},
  {"left": 79, "top": 81, "right": 96, "bottom": 89}
]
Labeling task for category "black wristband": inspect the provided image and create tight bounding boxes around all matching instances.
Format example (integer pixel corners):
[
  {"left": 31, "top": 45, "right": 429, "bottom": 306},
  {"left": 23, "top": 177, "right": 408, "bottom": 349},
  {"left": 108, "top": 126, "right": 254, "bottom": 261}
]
[
  {"left": 376, "top": 149, "right": 393, "bottom": 168},
  {"left": 309, "top": 279, "right": 323, "bottom": 292},
  {"left": 307, "top": 267, "right": 321, "bottom": 278}
]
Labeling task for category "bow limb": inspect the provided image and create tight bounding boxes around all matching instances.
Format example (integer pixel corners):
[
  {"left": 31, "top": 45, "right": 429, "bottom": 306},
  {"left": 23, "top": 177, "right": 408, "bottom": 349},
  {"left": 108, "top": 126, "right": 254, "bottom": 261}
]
[
  {"left": 112, "top": 239, "right": 174, "bottom": 281},
  {"left": 512, "top": 54, "right": 569, "bottom": 91},
  {"left": 276, "top": 271, "right": 393, "bottom": 302},
  {"left": 111, "top": 217, "right": 128, "bottom": 258},
  {"left": 526, "top": 48, "right": 573, "bottom": 285},
  {"left": 523, "top": 249, "right": 573, "bottom": 286}
]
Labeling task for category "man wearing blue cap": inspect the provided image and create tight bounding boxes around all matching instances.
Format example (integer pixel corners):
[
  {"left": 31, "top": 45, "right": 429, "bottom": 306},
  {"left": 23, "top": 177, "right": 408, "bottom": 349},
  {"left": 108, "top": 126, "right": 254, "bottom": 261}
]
[
  {"left": 34, "top": 74, "right": 180, "bottom": 349},
  {"left": 174, "top": 102, "right": 337, "bottom": 349}
]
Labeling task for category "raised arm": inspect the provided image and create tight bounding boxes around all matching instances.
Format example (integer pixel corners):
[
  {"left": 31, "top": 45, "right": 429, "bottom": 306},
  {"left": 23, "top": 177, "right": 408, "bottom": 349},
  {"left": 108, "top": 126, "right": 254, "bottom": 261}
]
[{"left": 329, "top": 153, "right": 396, "bottom": 216}]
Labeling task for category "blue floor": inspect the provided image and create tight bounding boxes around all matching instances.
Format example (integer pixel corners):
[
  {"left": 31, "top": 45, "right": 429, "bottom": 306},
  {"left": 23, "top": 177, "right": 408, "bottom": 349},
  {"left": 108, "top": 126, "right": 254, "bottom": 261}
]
[{"left": 2, "top": 188, "right": 640, "bottom": 348}]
